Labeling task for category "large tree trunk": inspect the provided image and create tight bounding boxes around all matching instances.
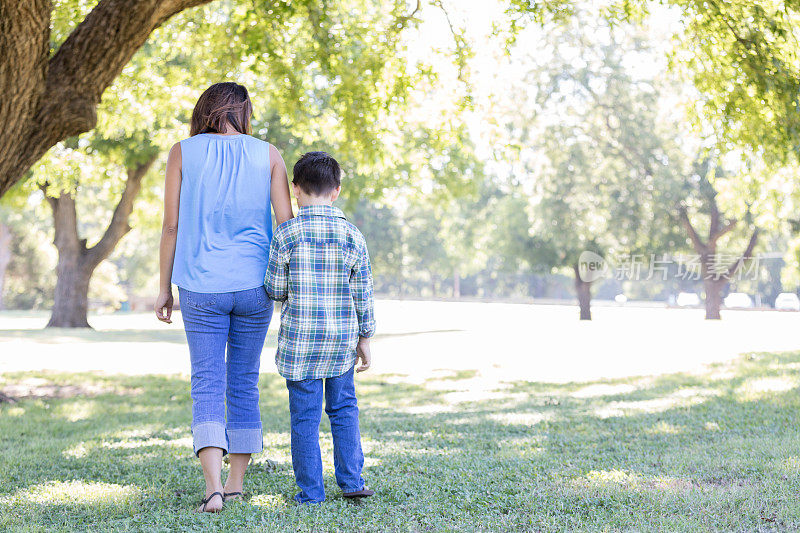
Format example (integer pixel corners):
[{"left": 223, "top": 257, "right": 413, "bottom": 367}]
[
  {"left": 0, "top": 0, "right": 212, "bottom": 197},
  {"left": 44, "top": 157, "right": 154, "bottom": 327},
  {"left": 573, "top": 263, "right": 593, "bottom": 320},
  {"left": 703, "top": 278, "right": 726, "bottom": 320},
  {"left": 45, "top": 192, "right": 93, "bottom": 327},
  {"left": 0, "top": 221, "right": 12, "bottom": 309},
  {"left": 48, "top": 250, "right": 92, "bottom": 328},
  {"left": 679, "top": 196, "right": 759, "bottom": 321}
]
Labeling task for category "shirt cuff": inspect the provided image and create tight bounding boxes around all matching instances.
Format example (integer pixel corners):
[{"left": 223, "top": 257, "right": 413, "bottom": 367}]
[{"left": 359, "top": 322, "right": 376, "bottom": 338}]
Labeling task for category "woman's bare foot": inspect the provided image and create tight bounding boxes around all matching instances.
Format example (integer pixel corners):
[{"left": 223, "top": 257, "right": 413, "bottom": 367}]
[
  {"left": 197, "top": 447, "right": 225, "bottom": 512},
  {"left": 222, "top": 477, "right": 244, "bottom": 502},
  {"left": 197, "top": 491, "right": 224, "bottom": 513},
  {"left": 223, "top": 453, "right": 250, "bottom": 502},
  {"left": 223, "top": 490, "right": 243, "bottom": 502}
]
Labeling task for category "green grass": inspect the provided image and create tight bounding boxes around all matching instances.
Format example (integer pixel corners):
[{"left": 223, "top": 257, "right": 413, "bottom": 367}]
[{"left": 1, "top": 352, "right": 800, "bottom": 532}]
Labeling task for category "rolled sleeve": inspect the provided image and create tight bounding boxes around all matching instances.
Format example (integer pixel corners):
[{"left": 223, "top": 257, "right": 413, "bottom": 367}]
[
  {"left": 265, "top": 237, "right": 289, "bottom": 302},
  {"left": 351, "top": 243, "right": 375, "bottom": 338}
]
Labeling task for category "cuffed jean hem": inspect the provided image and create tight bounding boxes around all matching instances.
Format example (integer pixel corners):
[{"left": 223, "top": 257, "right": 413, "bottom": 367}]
[
  {"left": 227, "top": 428, "right": 263, "bottom": 454},
  {"left": 192, "top": 421, "right": 228, "bottom": 456},
  {"left": 294, "top": 493, "right": 325, "bottom": 505},
  {"left": 340, "top": 483, "right": 366, "bottom": 493}
]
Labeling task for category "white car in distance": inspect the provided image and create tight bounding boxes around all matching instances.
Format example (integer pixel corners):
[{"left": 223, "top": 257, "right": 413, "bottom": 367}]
[
  {"left": 724, "top": 292, "right": 754, "bottom": 309},
  {"left": 775, "top": 293, "right": 800, "bottom": 311},
  {"left": 676, "top": 292, "right": 701, "bottom": 307}
]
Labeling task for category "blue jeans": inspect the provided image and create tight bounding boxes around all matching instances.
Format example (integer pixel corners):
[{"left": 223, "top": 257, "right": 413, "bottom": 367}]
[
  {"left": 286, "top": 365, "right": 366, "bottom": 503},
  {"left": 179, "top": 286, "right": 273, "bottom": 456}
]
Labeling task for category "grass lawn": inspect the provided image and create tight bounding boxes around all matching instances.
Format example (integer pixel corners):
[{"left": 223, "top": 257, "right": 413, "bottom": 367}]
[{"left": 1, "top": 351, "right": 800, "bottom": 531}]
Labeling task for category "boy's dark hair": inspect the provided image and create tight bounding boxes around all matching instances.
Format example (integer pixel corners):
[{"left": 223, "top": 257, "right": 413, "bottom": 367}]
[{"left": 292, "top": 152, "right": 341, "bottom": 196}]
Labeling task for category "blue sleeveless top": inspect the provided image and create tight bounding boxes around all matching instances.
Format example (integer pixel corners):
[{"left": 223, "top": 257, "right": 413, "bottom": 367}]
[{"left": 172, "top": 133, "right": 272, "bottom": 293}]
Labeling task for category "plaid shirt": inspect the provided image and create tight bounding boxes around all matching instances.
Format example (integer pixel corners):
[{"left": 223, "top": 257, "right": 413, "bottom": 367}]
[{"left": 265, "top": 205, "right": 376, "bottom": 381}]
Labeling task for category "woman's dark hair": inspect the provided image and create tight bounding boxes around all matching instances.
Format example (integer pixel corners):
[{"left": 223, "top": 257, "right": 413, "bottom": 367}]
[
  {"left": 190, "top": 82, "right": 253, "bottom": 136},
  {"left": 293, "top": 152, "right": 342, "bottom": 196}
]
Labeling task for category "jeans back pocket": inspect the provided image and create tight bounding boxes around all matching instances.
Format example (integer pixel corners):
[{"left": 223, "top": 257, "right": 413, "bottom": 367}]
[{"left": 181, "top": 290, "right": 218, "bottom": 309}]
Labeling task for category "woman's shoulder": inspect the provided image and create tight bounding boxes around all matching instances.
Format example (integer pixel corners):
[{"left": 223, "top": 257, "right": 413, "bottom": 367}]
[
  {"left": 239, "top": 134, "right": 267, "bottom": 145},
  {"left": 180, "top": 133, "right": 268, "bottom": 145},
  {"left": 268, "top": 143, "right": 285, "bottom": 165},
  {"left": 177, "top": 134, "right": 207, "bottom": 149},
  {"left": 243, "top": 135, "right": 274, "bottom": 161}
]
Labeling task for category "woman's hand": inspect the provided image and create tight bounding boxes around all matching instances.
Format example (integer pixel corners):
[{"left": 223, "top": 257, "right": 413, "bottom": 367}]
[
  {"left": 154, "top": 291, "right": 174, "bottom": 323},
  {"left": 157, "top": 143, "right": 181, "bottom": 323}
]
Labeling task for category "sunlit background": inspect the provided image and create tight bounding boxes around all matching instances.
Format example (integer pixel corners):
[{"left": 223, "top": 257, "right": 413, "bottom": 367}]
[
  {"left": 2, "top": 0, "right": 800, "bottom": 529},
  {"left": 3, "top": 0, "right": 798, "bottom": 318}
]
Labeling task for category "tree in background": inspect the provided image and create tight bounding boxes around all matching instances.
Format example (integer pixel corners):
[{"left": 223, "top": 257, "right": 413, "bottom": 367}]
[
  {"left": 0, "top": 197, "right": 55, "bottom": 310},
  {"left": 403, "top": 131, "right": 483, "bottom": 298},
  {"left": 489, "top": 185, "right": 562, "bottom": 298},
  {"left": 666, "top": 0, "right": 800, "bottom": 166},
  {"left": 677, "top": 160, "right": 759, "bottom": 319},
  {"left": 507, "top": 1, "right": 794, "bottom": 318},
  {"left": 0, "top": 0, "right": 434, "bottom": 197},
  {"left": 23, "top": 4, "right": 203, "bottom": 327},
  {"left": 508, "top": 15, "right": 685, "bottom": 320},
  {"left": 783, "top": 232, "right": 800, "bottom": 294},
  {"left": 633, "top": 0, "right": 799, "bottom": 295},
  {"left": 0, "top": 217, "right": 10, "bottom": 309},
  {"left": 349, "top": 201, "right": 404, "bottom": 295},
  {"left": 37, "top": 147, "right": 157, "bottom": 327},
  {"left": 507, "top": 0, "right": 800, "bottom": 164},
  {"left": 16, "top": 0, "right": 455, "bottom": 327}
]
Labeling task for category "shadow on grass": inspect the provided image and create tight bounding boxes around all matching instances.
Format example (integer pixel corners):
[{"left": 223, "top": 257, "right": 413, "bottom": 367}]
[
  {"left": 0, "top": 329, "right": 190, "bottom": 344},
  {"left": 1, "top": 351, "right": 800, "bottom": 531},
  {"left": 0, "top": 328, "right": 459, "bottom": 346},
  {"left": 371, "top": 329, "right": 465, "bottom": 339},
  {"left": 0, "top": 330, "right": 280, "bottom": 349}
]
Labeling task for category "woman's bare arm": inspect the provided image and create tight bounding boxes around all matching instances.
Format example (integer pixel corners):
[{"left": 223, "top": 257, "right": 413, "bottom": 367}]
[
  {"left": 270, "top": 144, "right": 294, "bottom": 225},
  {"left": 154, "top": 142, "right": 182, "bottom": 323}
]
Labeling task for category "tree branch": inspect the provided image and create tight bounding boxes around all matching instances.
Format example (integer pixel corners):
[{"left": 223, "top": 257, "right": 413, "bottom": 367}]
[
  {"left": 432, "top": 0, "right": 470, "bottom": 83},
  {"left": 42, "top": 185, "right": 82, "bottom": 254},
  {"left": 708, "top": 192, "right": 720, "bottom": 239},
  {"left": 678, "top": 205, "right": 706, "bottom": 254},
  {"left": 41, "top": 0, "right": 213, "bottom": 134},
  {"left": 713, "top": 218, "right": 737, "bottom": 241},
  {"left": 726, "top": 227, "right": 759, "bottom": 279},
  {"left": 86, "top": 155, "right": 157, "bottom": 267},
  {"left": 395, "top": 0, "right": 422, "bottom": 30},
  {"left": 0, "top": 0, "right": 212, "bottom": 197},
  {"left": 48, "top": 0, "right": 211, "bottom": 102}
]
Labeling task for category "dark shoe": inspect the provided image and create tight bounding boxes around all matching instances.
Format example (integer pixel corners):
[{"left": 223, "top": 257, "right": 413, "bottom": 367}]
[
  {"left": 223, "top": 491, "right": 243, "bottom": 502},
  {"left": 343, "top": 487, "right": 374, "bottom": 499}
]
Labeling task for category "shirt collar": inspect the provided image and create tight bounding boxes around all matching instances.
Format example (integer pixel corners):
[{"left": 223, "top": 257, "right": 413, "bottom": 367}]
[{"left": 298, "top": 204, "right": 347, "bottom": 219}]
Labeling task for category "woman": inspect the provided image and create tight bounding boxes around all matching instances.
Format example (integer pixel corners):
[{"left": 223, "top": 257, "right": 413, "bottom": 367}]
[{"left": 154, "top": 82, "right": 293, "bottom": 512}]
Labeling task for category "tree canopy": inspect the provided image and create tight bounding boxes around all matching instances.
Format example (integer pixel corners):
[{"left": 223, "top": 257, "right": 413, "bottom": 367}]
[{"left": 507, "top": 0, "right": 800, "bottom": 164}]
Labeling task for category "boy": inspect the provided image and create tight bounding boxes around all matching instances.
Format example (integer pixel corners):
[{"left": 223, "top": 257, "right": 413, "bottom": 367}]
[{"left": 265, "top": 151, "right": 375, "bottom": 504}]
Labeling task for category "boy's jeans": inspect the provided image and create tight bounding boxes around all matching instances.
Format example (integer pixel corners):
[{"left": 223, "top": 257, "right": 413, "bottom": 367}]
[
  {"left": 286, "top": 365, "right": 366, "bottom": 503},
  {"left": 179, "top": 286, "right": 273, "bottom": 456}
]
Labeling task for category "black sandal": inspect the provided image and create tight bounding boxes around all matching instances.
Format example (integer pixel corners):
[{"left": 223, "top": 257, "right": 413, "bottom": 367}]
[
  {"left": 197, "top": 491, "right": 224, "bottom": 513},
  {"left": 223, "top": 491, "right": 243, "bottom": 501}
]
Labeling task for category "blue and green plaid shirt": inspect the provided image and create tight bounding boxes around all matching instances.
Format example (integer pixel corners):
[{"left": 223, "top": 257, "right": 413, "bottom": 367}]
[{"left": 265, "top": 205, "right": 376, "bottom": 381}]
